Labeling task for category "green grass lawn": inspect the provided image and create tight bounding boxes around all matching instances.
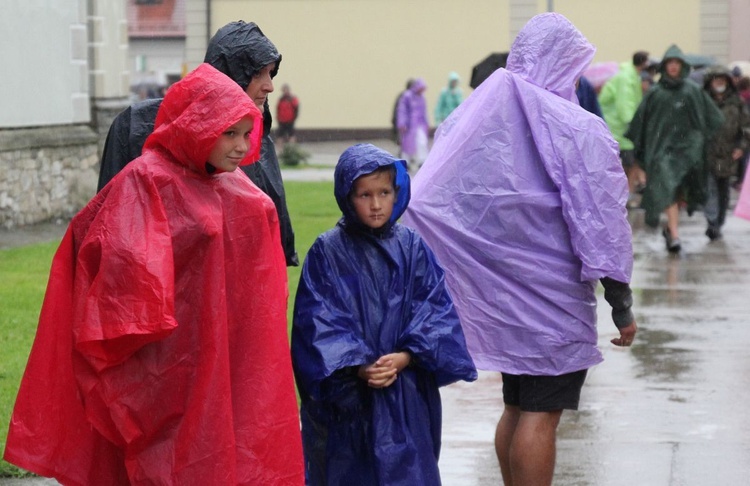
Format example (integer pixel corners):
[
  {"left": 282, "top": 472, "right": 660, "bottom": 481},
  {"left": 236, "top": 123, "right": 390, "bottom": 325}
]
[{"left": 0, "top": 180, "right": 337, "bottom": 477}]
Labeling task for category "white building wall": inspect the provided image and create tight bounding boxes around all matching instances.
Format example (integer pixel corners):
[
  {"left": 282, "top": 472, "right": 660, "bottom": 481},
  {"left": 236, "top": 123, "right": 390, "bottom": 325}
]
[
  {"left": 729, "top": 0, "right": 750, "bottom": 63},
  {"left": 89, "top": 0, "right": 130, "bottom": 100},
  {"left": 0, "top": 0, "right": 90, "bottom": 127},
  {"left": 701, "top": 0, "right": 730, "bottom": 63},
  {"left": 129, "top": 38, "right": 185, "bottom": 88}
]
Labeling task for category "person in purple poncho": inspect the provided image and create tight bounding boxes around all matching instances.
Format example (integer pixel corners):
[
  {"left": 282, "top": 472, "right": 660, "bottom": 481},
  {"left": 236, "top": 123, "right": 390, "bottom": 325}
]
[
  {"left": 291, "top": 143, "right": 477, "bottom": 485},
  {"left": 402, "top": 13, "right": 637, "bottom": 486},
  {"left": 396, "top": 78, "right": 430, "bottom": 172}
]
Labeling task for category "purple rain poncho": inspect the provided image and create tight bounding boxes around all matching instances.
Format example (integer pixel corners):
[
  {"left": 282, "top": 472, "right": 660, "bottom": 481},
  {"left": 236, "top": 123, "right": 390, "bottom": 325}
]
[
  {"left": 402, "top": 13, "right": 633, "bottom": 376},
  {"left": 291, "top": 144, "right": 477, "bottom": 485},
  {"left": 396, "top": 78, "right": 430, "bottom": 156}
]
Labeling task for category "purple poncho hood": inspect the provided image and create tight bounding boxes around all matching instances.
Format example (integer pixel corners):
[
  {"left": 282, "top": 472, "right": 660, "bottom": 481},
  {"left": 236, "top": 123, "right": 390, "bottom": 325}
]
[{"left": 402, "top": 13, "right": 633, "bottom": 375}]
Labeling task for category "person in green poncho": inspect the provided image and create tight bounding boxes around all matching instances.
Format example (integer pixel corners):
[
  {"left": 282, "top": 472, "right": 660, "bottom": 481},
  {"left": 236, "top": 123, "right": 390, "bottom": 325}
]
[
  {"left": 626, "top": 45, "right": 724, "bottom": 253},
  {"left": 599, "top": 51, "right": 651, "bottom": 204},
  {"left": 434, "top": 71, "right": 463, "bottom": 125}
]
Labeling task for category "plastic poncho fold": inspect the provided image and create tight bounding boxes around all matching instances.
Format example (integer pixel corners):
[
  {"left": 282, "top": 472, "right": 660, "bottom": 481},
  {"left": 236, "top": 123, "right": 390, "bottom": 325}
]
[
  {"left": 4, "top": 64, "right": 305, "bottom": 485},
  {"left": 402, "top": 13, "right": 633, "bottom": 376},
  {"left": 291, "top": 144, "right": 477, "bottom": 485},
  {"left": 97, "top": 21, "right": 298, "bottom": 266}
]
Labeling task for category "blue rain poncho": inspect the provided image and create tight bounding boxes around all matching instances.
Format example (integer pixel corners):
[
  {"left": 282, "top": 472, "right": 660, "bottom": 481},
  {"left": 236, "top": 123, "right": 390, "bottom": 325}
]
[
  {"left": 402, "top": 13, "right": 633, "bottom": 376},
  {"left": 291, "top": 144, "right": 477, "bottom": 485}
]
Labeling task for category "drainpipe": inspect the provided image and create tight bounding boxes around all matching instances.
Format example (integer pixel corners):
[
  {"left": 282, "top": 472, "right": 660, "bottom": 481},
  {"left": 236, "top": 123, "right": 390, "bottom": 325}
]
[{"left": 206, "top": 0, "right": 212, "bottom": 44}]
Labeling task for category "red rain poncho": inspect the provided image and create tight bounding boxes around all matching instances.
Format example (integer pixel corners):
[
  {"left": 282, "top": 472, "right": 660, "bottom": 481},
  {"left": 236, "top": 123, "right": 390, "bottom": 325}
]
[{"left": 4, "top": 64, "right": 304, "bottom": 485}]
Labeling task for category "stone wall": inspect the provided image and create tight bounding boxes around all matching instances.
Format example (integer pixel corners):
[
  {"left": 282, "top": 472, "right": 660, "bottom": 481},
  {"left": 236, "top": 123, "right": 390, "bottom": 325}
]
[{"left": 0, "top": 125, "right": 99, "bottom": 228}]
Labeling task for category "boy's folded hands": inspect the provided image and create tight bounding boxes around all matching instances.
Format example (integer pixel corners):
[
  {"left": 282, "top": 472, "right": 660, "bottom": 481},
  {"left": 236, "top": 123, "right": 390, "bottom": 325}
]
[{"left": 358, "top": 352, "right": 412, "bottom": 389}]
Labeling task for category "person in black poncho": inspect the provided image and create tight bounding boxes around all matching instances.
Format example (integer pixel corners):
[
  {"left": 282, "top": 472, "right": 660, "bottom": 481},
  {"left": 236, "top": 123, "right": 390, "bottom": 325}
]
[{"left": 97, "top": 21, "right": 298, "bottom": 266}]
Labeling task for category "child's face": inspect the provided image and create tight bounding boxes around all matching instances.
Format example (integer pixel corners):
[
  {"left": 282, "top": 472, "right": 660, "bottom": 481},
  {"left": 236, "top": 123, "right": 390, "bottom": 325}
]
[
  {"left": 208, "top": 117, "right": 254, "bottom": 172},
  {"left": 350, "top": 170, "right": 396, "bottom": 229}
]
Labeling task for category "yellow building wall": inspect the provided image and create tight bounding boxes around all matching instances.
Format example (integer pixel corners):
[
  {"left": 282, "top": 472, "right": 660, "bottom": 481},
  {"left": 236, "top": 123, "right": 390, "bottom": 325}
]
[
  {"left": 211, "top": 0, "right": 509, "bottom": 130},
  {"left": 211, "top": 0, "right": 705, "bottom": 130},
  {"left": 542, "top": 0, "right": 702, "bottom": 64}
]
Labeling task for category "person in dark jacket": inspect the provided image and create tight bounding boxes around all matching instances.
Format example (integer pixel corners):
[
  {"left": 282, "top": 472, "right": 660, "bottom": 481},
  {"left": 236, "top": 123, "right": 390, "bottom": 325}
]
[
  {"left": 576, "top": 75, "right": 603, "bottom": 118},
  {"left": 702, "top": 65, "right": 750, "bottom": 240},
  {"left": 97, "top": 21, "right": 298, "bottom": 266},
  {"left": 626, "top": 45, "right": 724, "bottom": 254},
  {"left": 291, "top": 143, "right": 477, "bottom": 485}
]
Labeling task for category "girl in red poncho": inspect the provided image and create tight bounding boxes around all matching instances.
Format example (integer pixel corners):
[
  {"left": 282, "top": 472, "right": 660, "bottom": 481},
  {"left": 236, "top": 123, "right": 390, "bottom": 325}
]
[{"left": 4, "top": 64, "right": 304, "bottom": 485}]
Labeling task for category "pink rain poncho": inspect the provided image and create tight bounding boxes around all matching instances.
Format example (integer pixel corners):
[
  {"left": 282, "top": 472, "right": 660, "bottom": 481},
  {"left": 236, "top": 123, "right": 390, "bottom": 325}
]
[{"left": 402, "top": 13, "right": 633, "bottom": 376}]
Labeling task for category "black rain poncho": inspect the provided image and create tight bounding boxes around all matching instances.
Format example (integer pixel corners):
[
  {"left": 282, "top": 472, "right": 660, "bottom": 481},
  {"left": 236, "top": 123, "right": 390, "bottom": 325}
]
[{"left": 97, "top": 21, "right": 298, "bottom": 265}]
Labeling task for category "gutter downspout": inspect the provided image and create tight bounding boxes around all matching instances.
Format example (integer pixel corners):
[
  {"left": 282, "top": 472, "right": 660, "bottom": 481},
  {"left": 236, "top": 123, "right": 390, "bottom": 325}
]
[{"left": 206, "top": 0, "right": 212, "bottom": 45}]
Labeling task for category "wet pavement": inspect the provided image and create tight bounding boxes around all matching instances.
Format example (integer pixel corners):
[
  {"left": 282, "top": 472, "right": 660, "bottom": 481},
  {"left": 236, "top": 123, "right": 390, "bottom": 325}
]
[
  {"left": 2, "top": 140, "right": 750, "bottom": 484},
  {"left": 439, "top": 208, "right": 750, "bottom": 485}
]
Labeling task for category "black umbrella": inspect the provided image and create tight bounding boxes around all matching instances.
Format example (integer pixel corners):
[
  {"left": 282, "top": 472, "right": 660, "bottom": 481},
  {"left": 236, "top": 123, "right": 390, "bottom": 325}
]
[{"left": 470, "top": 52, "right": 509, "bottom": 89}]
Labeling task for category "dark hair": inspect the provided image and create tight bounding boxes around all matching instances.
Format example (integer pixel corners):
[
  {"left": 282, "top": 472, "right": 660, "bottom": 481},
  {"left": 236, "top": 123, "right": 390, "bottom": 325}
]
[{"left": 633, "top": 51, "right": 649, "bottom": 67}]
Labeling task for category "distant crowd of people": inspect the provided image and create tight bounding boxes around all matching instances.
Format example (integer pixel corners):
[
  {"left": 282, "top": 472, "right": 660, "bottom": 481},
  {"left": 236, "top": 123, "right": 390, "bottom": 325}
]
[{"left": 596, "top": 47, "right": 750, "bottom": 253}]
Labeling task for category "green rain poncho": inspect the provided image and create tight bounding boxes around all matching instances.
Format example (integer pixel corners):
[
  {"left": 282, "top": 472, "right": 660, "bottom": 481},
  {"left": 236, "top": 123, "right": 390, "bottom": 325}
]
[
  {"left": 626, "top": 45, "right": 724, "bottom": 227},
  {"left": 599, "top": 61, "right": 642, "bottom": 151}
]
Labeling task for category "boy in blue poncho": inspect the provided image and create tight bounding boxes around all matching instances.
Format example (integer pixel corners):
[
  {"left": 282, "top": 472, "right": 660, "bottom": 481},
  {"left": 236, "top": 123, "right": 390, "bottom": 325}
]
[{"left": 291, "top": 143, "right": 477, "bottom": 485}]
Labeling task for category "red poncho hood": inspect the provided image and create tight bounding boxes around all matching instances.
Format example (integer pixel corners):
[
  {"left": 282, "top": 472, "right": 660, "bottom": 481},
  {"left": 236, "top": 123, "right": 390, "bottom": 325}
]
[{"left": 144, "top": 63, "right": 263, "bottom": 174}]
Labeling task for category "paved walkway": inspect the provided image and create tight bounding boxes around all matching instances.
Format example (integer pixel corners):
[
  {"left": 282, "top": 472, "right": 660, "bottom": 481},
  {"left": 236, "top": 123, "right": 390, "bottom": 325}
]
[{"left": 439, "top": 208, "right": 750, "bottom": 485}]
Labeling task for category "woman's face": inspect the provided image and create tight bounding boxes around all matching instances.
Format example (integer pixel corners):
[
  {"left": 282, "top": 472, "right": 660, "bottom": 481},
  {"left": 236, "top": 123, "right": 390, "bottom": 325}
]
[
  {"left": 711, "top": 76, "right": 728, "bottom": 94},
  {"left": 244, "top": 63, "right": 276, "bottom": 110}
]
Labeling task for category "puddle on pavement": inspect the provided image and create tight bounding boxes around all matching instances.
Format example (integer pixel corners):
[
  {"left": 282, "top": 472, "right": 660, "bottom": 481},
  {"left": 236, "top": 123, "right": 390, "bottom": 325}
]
[{"left": 629, "top": 327, "right": 693, "bottom": 382}]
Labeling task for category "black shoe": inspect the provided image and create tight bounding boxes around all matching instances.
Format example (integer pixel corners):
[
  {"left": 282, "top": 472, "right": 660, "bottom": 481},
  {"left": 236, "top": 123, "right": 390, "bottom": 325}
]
[
  {"left": 662, "top": 227, "right": 681, "bottom": 254},
  {"left": 705, "top": 226, "right": 722, "bottom": 241},
  {"left": 668, "top": 238, "right": 681, "bottom": 254}
]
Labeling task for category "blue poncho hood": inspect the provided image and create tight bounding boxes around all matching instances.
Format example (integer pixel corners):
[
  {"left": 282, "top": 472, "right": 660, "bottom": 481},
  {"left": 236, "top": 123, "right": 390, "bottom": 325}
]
[{"left": 334, "top": 143, "right": 410, "bottom": 232}]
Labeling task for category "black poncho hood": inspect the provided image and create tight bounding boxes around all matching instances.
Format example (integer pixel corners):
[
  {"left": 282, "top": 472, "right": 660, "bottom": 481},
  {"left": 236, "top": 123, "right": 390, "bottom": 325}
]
[{"left": 203, "top": 21, "right": 281, "bottom": 90}]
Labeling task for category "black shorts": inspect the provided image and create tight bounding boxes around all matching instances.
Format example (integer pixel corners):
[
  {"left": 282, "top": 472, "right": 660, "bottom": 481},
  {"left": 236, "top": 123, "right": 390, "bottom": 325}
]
[
  {"left": 501, "top": 369, "right": 588, "bottom": 412},
  {"left": 276, "top": 122, "right": 295, "bottom": 139},
  {"left": 620, "top": 149, "right": 635, "bottom": 168}
]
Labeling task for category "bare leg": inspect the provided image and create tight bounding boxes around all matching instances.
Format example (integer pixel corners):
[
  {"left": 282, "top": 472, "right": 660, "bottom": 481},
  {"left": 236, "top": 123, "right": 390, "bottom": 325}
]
[
  {"left": 496, "top": 405, "right": 521, "bottom": 485},
  {"left": 665, "top": 202, "right": 680, "bottom": 238},
  {"left": 497, "top": 409, "right": 563, "bottom": 486},
  {"left": 625, "top": 166, "right": 638, "bottom": 194}
]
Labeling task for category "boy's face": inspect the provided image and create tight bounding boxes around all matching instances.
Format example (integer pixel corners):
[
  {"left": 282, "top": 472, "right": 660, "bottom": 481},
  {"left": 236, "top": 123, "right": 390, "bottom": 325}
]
[
  {"left": 245, "top": 63, "right": 276, "bottom": 110},
  {"left": 208, "top": 117, "right": 254, "bottom": 172},
  {"left": 350, "top": 170, "right": 396, "bottom": 229}
]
